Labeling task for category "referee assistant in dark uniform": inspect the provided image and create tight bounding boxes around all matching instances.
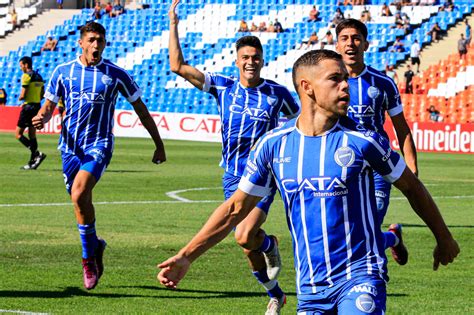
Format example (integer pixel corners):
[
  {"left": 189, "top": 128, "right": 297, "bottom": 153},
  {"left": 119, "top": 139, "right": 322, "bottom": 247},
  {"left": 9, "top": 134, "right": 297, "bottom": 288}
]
[{"left": 16, "top": 56, "right": 47, "bottom": 170}]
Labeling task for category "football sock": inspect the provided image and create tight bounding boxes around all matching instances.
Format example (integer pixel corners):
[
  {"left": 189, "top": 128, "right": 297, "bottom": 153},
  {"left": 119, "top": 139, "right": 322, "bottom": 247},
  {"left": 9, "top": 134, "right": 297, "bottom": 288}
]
[
  {"left": 252, "top": 268, "right": 284, "bottom": 298},
  {"left": 30, "top": 138, "right": 38, "bottom": 156},
  {"left": 18, "top": 135, "right": 31, "bottom": 149},
  {"left": 384, "top": 231, "right": 399, "bottom": 249},
  {"left": 78, "top": 222, "right": 99, "bottom": 259},
  {"left": 259, "top": 235, "right": 275, "bottom": 253}
]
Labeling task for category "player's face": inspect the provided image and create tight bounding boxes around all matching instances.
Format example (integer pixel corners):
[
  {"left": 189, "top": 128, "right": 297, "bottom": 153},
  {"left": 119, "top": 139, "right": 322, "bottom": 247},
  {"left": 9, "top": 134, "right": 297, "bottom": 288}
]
[
  {"left": 79, "top": 31, "right": 106, "bottom": 66},
  {"left": 235, "top": 46, "right": 263, "bottom": 86},
  {"left": 305, "top": 59, "right": 350, "bottom": 118},
  {"left": 19, "top": 61, "right": 28, "bottom": 73},
  {"left": 336, "top": 27, "right": 369, "bottom": 68}
]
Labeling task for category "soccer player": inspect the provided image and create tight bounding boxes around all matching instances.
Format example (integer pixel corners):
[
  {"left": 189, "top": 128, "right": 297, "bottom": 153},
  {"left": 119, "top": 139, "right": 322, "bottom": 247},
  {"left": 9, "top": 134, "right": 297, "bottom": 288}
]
[
  {"left": 32, "top": 22, "right": 166, "bottom": 290},
  {"left": 335, "top": 19, "right": 418, "bottom": 265},
  {"left": 16, "top": 56, "right": 47, "bottom": 170},
  {"left": 157, "top": 49, "right": 460, "bottom": 314},
  {"left": 168, "top": 0, "right": 300, "bottom": 312}
]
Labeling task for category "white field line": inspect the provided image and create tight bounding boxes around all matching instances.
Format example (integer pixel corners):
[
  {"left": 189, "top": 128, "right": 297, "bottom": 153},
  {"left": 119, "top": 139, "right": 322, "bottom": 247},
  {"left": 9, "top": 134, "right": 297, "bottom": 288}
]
[
  {"left": 0, "top": 310, "right": 49, "bottom": 315},
  {"left": 165, "top": 187, "right": 221, "bottom": 202}
]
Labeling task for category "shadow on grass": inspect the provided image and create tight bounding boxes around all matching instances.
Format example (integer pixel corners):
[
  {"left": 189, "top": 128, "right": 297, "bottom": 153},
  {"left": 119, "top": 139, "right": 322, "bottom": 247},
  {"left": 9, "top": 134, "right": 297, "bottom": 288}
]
[
  {"left": 0, "top": 287, "right": 149, "bottom": 298},
  {"left": 400, "top": 223, "right": 474, "bottom": 228}
]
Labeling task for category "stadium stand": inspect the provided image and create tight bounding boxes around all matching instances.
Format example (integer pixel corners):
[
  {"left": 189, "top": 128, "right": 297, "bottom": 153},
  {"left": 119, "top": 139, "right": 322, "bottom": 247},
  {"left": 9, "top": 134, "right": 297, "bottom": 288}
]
[{"left": 0, "top": 0, "right": 473, "bottom": 122}]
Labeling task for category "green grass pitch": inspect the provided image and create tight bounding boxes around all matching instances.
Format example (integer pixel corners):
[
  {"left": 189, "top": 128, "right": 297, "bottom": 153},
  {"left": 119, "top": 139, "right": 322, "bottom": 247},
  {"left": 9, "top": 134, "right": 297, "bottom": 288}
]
[{"left": 0, "top": 132, "right": 473, "bottom": 314}]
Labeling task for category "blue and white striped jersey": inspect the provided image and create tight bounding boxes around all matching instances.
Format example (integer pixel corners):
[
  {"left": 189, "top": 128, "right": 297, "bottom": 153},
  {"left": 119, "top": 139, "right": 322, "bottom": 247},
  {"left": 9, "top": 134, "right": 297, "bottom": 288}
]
[
  {"left": 203, "top": 72, "right": 300, "bottom": 177},
  {"left": 347, "top": 66, "right": 403, "bottom": 139},
  {"left": 45, "top": 57, "right": 141, "bottom": 153},
  {"left": 238, "top": 117, "right": 406, "bottom": 298}
]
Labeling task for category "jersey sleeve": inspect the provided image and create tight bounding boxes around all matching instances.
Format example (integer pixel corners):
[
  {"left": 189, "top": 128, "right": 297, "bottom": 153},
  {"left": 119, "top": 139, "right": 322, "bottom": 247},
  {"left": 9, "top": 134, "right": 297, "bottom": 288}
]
[
  {"left": 361, "top": 130, "right": 406, "bottom": 183},
  {"left": 116, "top": 68, "right": 142, "bottom": 103},
  {"left": 202, "top": 72, "right": 235, "bottom": 98},
  {"left": 21, "top": 73, "right": 31, "bottom": 87},
  {"left": 238, "top": 137, "right": 275, "bottom": 197},
  {"left": 384, "top": 77, "right": 403, "bottom": 117},
  {"left": 280, "top": 88, "right": 300, "bottom": 119},
  {"left": 44, "top": 66, "right": 63, "bottom": 103}
]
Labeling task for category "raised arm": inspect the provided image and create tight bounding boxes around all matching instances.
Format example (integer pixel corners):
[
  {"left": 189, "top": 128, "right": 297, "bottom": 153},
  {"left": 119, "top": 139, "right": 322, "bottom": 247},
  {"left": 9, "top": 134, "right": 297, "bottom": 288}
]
[
  {"left": 32, "top": 99, "right": 57, "bottom": 130},
  {"left": 157, "top": 189, "right": 261, "bottom": 288},
  {"left": 131, "top": 97, "right": 166, "bottom": 164},
  {"left": 393, "top": 168, "right": 459, "bottom": 270},
  {"left": 169, "top": 0, "right": 205, "bottom": 89},
  {"left": 391, "top": 112, "right": 418, "bottom": 176}
]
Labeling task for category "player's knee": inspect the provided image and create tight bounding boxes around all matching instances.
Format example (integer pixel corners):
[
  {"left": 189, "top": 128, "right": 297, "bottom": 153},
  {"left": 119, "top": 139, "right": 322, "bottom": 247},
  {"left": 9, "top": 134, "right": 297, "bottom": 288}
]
[
  {"left": 234, "top": 227, "right": 252, "bottom": 249},
  {"left": 70, "top": 187, "right": 91, "bottom": 209}
]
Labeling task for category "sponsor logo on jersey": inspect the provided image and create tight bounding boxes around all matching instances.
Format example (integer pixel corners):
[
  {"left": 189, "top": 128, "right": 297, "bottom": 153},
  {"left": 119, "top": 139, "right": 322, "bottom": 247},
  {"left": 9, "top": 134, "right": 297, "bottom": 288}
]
[
  {"left": 88, "top": 148, "right": 105, "bottom": 164},
  {"left": 101, "top": 74, "right": 113, "bottom": 86},
  {"left": 272, "top": 157, "right": 291, "bottom": 164},
  {"left": 349, "top": 283, "right": 378, "bottom": 296},
  {"left": 70, "top": 92, "right": 106, "bottom": 104},
  {"left": 348, "top": 104, "right": 375, "bottom": 118},
  {"left": 63, "top": 76, "right": 77, "bottom": 82},
  {"left": 334, "top": 147, "right": 355, "bottom": 167},
  {"left": 367, "top": 86, "right": 380, "bottom": 99},
  {"left": 281, "top": 177, "right": 348, "bottom": 197},
  {"left": 229, "top": 104, "right": 271, "bottom": 121}
]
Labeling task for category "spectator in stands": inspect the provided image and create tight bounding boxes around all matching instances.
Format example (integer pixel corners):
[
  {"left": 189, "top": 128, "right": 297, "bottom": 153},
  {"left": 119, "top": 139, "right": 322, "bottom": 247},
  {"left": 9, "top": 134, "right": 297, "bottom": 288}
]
[
  {"left": 321, "top": 30, "right": 335, "bottom": 48},
  {"left": 9, "top": 9, "right": 18, "bottom": 29},
  {"left": 404, "top": 64, "right": 415, "bottom": 94},
  {"left": 93, "top": 1, "right": 102, "bottom": 20},
  {"left": 238, "top": 19, "right": 249, "bottom": 32},
  {"left": 41, "top": 37, "right": 58, "bottom": 52},
  {"left": 390, "top": 37, "right": 405, "bottom": 52},
  {"left": 427, "top": 105, "right": 443, "bottom": 122},
  {"left": 0, "top": 87, "right": 7, "bottom": 106},
  {"left": 57, "top": 0, "right": 63, "bottom": 9},
  {"left": 360, "top": 8, "right": 371, "bottom": 23},
  {"left": 267, "top": 21, "right": 275, "bottom": 32},
  {"left": 410, "top": 39, "right": 421, "bottom": 73},
  {"left": 331, "top": 8, "right": 344, "bottom": 27},
  {"left": 385, "top": 65, "right": 399, "bottom": 84},
  {"left": 257, "top": 21, "right": 267, "bottom": 32},
  {"left": 298, "top": 32, "right": 319, "bottom": 50},
  {"left": 427, "top": 22, "right": 441, "bottom": 42},
  {"left": 105, "top": 2, "right": 113, "bottom": 15},
  {"left": 465, "top": 20, "right": 471, "bottom": 46},
  {"left": 458, "top": 33, "right": 468, "bottom": 60},
  {"left": 381, "top": 3, "right": 392, "bottom": 16},
  {"left": 110, "top": 0, "right": 124, "bottom": 18},
  {"left": 274, "top": 18, "right": 284, "bottom": 33},
  {"left": 308, "top": 5, "right": 319, "bottom": 22},
  {"left": 249, "top": 22, "right": 257, "bottom": 32}
]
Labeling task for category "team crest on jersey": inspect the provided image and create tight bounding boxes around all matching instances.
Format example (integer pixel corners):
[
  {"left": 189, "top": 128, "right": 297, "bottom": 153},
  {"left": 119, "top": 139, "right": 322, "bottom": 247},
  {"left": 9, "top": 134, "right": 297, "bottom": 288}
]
[
  {"left": 266, "top": 95, "right": 278, "bottom": 106},
  {"left": 101, "top": 75, "right": 113, "bottom": 86},
  {"left": 355, "top": 294, "right": 376, "bottom": 313},
  {"left": 334, "top": 147, "right": 355, "bottom": 167},
  {"left": 89, "top": 148, "right": 105, "bottom": 164},
  {"left": 367, "top": 86, "right": 380, "bottom": 99}
]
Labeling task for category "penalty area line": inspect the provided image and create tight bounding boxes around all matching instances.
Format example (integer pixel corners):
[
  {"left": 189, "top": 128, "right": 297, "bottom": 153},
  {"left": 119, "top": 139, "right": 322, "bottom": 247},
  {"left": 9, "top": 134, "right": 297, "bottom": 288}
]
[{"left": 165, "top": 187, "right": 221, "bottom": 202}]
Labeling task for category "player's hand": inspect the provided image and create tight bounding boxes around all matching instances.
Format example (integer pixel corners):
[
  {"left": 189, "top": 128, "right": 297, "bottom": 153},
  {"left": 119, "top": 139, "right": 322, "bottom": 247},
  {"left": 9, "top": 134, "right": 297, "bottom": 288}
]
[
  {"left": 152, "top": 141, "right": 166, "bottom": 164},
  {"left": 433, "top": 237, "right": 460, "bottom": 271},
  {"left": 157, "top": 254, "right": 190, "bottom": 289},
  {"left": 169, "top": 0, "right": 180, "bottom": 25},
  {"left": 32, "top": 113, "right": 45, "bottom": 130}
]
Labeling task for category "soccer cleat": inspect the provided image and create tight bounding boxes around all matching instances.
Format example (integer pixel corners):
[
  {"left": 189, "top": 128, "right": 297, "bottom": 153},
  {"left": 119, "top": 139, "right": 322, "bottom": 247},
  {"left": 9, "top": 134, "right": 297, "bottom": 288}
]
[
  {"left": 388, "top": 223, "right": 408, "bottom": 265},
  {"left": 30, "top": 152, "right": 46, "bottom": 170},
  {"left": 265, "top": 294, "right": 286, "bottom": 315},
  {"left": 263, "top": 235, "right": 282, "bottom": 280},
  {"left": 82, "top": 257, "right": 99, "bottom": 290},
  {"left": 20, "top": 162, "right": 34, "bottom": 170},
  {"left": 96, "top": 238, "right": 107, "bottom": 279}
]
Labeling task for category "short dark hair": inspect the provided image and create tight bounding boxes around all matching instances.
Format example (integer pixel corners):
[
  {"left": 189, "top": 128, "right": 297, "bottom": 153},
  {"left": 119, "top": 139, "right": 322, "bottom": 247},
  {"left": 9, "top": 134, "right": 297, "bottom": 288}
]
[
  {"left": 292, "top": 49, "right": 342, "bottom": 91},
  {"left": 235, "top": 36, "right": 263, "bottom": 54},
  {"left": 19, "top": 56, "right": 33, "bottom": 68},
  {"left": 80, "top": 22, "right": 106, "bottom": 38},
  {"left": 336, "top": 18, "right": 368, "bottom": 40}
]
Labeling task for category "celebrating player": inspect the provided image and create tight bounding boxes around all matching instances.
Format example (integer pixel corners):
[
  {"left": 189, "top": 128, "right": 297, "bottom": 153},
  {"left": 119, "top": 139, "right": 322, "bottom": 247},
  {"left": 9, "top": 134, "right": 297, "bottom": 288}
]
[
  {"left": 335, "top": 19, "right": 418, "bottom": 265},
  {"left": 167, "top": 0, "right": 300, "bottom": 313},
  {"left": 32, "top": 22, "right": 166, "bottom": 290},
  {"left": 158, "top": 49, "right": 459, "bottom": 314}
]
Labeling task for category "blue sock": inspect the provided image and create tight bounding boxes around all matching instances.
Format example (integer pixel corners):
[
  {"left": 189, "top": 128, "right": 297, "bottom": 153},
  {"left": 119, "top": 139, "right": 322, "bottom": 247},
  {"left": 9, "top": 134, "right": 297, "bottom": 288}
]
[
  {"left": 252, "top": 269, "right": 284, "bottom": 299},
  {"left": 259, "top": 235, "right": 275, "bottom": 253},
  {"left": 78, "top": 222, "right": 98, "bottom": 259},
  {"left": 384, "top": 231, "right": 399, "bottom": 249}
]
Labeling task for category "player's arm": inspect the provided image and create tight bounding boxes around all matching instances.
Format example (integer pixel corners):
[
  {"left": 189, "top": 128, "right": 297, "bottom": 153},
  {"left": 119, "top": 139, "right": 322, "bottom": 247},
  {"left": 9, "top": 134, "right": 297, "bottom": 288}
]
[
  {"left": 131, "top": 97, "right": 166, "bottom": 164},
  {"left": 19, "top": 86, "right": 27, "bottom": 101},
  {"left": 391, "top": 113, "right": 418, "bottom": 176},
  {"left": 157, "top": 190, "right": 261, "bottom": 289},
  {"left": 168, "top": 0, "right": 205, "bottom": 90},
  {"left": 32, "top": 99, "right": 57, "bottom": 130},
  {"left": 392, "top": 168, "right": 459, "bottom": 270}
]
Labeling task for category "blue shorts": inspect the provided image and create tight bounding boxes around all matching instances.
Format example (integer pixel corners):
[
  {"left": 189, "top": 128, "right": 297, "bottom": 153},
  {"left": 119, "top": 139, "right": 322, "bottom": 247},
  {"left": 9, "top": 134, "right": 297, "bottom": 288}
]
[
  {"left": 222, "top": 172, "right": 276, "bottom": 214},
  {"left": 61, "top": 147, "right": 112, "bottom": 194},
  {"left": 297, "top": 276, "right": 386, "bottom": 314},
  {"left": 374, "top": 171, "right": 391, "bottom": 225}
]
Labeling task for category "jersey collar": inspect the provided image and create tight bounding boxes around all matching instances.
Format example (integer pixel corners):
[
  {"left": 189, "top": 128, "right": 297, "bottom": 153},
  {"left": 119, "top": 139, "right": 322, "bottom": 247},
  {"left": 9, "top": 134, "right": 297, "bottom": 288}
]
[
  {"left": 76, "top": 56, "right": 104, "bottom": 68},
  {"left": 238, "top": 78, "right": 266, "bottom": 90}
]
